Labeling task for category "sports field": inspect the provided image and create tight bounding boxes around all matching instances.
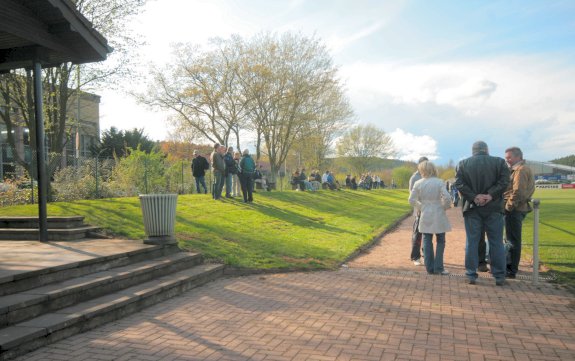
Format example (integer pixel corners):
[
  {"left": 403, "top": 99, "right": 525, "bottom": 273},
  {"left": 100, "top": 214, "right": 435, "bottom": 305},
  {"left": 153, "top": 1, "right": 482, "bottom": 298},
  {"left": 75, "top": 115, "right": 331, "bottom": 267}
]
[{"left": 522, "top": 188, "right": 575, "bottom": 287}]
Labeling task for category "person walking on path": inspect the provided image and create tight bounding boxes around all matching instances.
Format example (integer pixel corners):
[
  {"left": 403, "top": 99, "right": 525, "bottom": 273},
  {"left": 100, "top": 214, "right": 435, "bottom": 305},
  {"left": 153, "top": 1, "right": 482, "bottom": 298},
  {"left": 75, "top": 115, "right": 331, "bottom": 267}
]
[
  {"left": 504, "top": 146, "right": 535, "bottom": 279},
  {"left": 409, "top": 161, "right": 452, "bottom": 275},
  {"left": 239, "top": 149, "right": 256, "bottom": 203},
  {"left": 191, "top": 150, "right": 209, "bottom": 194},
  {"left": 454, "top": 141, "right": 510, "bottom": 286},
  {"left": 408, "top": 156, "right": 428, "bottom": 266}
]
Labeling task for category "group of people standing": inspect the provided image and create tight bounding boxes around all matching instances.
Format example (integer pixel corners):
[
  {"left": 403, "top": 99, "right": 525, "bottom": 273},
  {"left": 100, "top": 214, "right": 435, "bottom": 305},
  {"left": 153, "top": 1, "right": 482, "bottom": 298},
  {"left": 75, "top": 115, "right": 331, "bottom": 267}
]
[
  {"left": 408, "top": 141, "right": 535, "bottom": 285},
  {"left": 191, "top": 143, "right": 258, "bottom": 203}
]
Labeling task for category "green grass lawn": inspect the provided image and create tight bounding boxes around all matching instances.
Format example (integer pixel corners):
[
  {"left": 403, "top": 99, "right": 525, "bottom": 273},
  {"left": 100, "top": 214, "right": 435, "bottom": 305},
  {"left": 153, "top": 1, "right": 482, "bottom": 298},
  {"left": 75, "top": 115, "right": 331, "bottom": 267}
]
[
  {"left": 522, "top": 189, "right": 575, "bottom": 287},
  {"left": 3, "top": 188, "right": 572, "bottom": 286},
  {"left": 0, "top": 190, "right": 411, "bottom": 270}
]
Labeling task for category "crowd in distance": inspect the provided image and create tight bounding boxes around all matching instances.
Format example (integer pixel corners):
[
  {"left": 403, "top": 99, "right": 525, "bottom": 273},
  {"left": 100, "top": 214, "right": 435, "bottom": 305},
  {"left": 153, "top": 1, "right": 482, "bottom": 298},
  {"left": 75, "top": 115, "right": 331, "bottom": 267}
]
[{"left": 191, "top": 144, "right": 399, "bottom": 201}]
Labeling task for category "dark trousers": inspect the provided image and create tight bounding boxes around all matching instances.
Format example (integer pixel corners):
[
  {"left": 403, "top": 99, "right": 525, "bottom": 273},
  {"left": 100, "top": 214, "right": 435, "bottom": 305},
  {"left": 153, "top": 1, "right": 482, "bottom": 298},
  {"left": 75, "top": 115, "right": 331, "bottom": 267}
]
[
  {"left": 411, "top": 214, "right": 422, "bottom": 261},
  {"left": 212, "top": 172, "right": 224, "bottom": 199},
  {"left": 464, "top": 211, "right": 506, "bottom": 281},
  {"left": 240, "top": 173, "right": 254, "bottom": 202},
  {"left": 505, "top": 210, "right": 526, "bottom": 275},
  {"left": 194, "top": 176, "right": 207, "bottom": 194}
]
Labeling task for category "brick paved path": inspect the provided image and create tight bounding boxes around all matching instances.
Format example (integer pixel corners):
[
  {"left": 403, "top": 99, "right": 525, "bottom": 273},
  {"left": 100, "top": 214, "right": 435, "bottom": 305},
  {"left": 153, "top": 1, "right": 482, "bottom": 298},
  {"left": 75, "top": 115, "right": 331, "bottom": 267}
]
[{"left": 17, "top": 209, "right": 575, "bottom": 360}]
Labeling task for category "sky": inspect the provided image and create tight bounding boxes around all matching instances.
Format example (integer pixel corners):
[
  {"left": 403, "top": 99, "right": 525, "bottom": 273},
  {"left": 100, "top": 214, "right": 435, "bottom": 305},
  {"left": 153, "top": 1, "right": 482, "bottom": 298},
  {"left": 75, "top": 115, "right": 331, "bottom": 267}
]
[{"left": 97, "top": 0, "right": 575, "bottom": 164}]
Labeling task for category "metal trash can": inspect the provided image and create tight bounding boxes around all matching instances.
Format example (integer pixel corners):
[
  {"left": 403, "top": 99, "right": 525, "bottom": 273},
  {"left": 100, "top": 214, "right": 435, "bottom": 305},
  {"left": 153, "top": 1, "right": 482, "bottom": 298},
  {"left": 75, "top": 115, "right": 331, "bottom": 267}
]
[{"left": 139, "top": 194, "right": 178, "bottom": 245}]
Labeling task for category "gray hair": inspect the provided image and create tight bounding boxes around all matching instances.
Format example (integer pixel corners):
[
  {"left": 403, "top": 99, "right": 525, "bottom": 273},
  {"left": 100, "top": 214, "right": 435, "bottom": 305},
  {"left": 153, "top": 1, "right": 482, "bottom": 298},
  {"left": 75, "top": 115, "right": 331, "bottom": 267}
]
[
  {"left": 505, "top": 146, "right": 523, "bottom": 159},
  {"left": 472, "top": 141, "right": 489, "bottom": 155}
]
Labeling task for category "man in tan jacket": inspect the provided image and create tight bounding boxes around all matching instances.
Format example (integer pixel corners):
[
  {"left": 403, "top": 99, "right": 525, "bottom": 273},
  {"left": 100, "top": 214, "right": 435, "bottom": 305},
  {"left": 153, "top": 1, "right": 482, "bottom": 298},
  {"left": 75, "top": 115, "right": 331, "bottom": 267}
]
[{"left": 503, "top": 146, "right": 535, "bottom": 278}]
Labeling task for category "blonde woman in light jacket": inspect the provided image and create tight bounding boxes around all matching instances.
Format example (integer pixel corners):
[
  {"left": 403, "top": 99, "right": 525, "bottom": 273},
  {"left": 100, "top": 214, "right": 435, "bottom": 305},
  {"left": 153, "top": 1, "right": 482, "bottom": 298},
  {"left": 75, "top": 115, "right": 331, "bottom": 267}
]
[{"left": 408, "top": 161, "right": 452, "bottom": 275}]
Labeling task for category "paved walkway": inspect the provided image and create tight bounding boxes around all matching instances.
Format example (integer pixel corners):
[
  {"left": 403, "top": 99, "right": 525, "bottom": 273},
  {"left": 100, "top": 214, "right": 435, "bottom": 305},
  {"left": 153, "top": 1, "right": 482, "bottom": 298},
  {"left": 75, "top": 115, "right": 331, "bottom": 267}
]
[{"left": 16, "top": 209, "right": 575, "bottom": 361}]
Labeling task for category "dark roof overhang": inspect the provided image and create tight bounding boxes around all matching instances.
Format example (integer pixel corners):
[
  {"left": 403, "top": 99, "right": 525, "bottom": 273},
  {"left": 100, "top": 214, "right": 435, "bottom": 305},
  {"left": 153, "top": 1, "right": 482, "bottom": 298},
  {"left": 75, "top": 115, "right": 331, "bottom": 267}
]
[{"left": 0, "top": 0, "right": 112, "bottom": 72}]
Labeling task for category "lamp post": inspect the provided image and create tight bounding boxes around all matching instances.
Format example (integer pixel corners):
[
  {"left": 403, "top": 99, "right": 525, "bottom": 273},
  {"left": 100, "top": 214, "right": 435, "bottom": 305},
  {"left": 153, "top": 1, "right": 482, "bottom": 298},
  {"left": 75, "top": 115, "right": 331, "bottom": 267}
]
[
  {"left": 532, "top": 199, "right": 540, "bottom": 286},
  {"left": 33, "top": 57, "right": 48, "bottom": 242},
  {"left": 94, "top": 148, "right": 108, "bottom": 198}
]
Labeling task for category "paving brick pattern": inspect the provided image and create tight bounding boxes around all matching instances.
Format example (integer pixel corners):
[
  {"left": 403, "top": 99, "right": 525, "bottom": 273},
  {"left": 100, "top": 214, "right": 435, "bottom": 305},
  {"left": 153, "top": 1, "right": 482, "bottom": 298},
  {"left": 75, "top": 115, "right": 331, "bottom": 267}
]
[{"left": 15, "top": 209, "right": 575, "bottom": 360}]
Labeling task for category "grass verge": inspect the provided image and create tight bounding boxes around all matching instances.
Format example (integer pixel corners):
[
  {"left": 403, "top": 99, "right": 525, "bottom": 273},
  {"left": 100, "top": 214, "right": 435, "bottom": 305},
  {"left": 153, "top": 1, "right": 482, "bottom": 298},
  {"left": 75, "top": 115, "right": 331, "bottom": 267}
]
[
  {"left": 0, "top": 189, "right": 411, "bottom": 270},
  {"left": 522, "top": 189, "right": 575, "bottom": 288}
]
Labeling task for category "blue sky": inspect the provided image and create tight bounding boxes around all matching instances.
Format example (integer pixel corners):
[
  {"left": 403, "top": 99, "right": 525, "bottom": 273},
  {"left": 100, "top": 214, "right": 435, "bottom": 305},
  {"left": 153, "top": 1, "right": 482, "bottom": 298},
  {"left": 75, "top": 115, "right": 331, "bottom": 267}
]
[{"left": 98, "top": 0, "right": 575, "bottom": 163}]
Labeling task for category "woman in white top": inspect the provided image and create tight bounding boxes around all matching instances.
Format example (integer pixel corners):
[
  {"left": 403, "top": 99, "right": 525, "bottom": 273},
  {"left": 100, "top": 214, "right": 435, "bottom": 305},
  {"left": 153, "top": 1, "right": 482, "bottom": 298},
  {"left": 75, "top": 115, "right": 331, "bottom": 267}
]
[{"left": 408, "top": 161, "right": 452, "bottom": 275}]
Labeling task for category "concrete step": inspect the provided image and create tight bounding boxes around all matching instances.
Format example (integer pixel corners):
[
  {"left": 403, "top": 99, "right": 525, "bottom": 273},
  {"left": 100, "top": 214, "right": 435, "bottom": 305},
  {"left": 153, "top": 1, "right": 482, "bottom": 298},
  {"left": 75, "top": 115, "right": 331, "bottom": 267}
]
[
  {"left": 0, "top": 264, "right": 224, "bottom": 361},
  {"left": 0, "top": 226, "right": 102, "bottom": 241},
  {"left": 0, "top": 243, "right": 181, "bottom": 297},
  {"left": 0, "top": 252, "right": 203, "bottom": 327},
  {"left": 0, "top": 217, "right": 85, "bottom": 230}
]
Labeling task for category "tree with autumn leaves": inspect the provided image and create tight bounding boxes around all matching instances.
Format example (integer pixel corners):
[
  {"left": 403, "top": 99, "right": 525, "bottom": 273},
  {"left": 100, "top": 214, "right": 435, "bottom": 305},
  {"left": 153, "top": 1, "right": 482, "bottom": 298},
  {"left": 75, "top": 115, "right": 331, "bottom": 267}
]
[{"left": 140, "top": 32, "right": 354, "bottom": 181}]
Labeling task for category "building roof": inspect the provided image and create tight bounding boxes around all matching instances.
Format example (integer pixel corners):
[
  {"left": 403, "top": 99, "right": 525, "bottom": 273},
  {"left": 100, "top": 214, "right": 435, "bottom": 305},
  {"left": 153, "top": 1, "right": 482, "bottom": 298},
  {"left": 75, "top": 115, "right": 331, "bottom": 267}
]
[
  {"left": 0, "top": 0, "right": 112, "bottom": 72},
  {"left": 526, "top": 160, "right": 575, "bottom": 175}
]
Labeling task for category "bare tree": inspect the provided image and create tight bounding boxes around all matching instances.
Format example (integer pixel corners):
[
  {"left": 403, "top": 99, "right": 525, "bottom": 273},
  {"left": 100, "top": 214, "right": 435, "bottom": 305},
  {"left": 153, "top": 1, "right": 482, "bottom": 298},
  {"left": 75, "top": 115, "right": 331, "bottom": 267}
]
[
  {"left": 141, "top": 32, "right": 353, "bottom": 180},
  {"left": 291, "top": 79, "right": 353, "bottom": 170},
  {"left": 239, "top": 32, "right": 353, "bottom": 179},
  {"left": 139, "top": 39, "right": 249, "bottom": 149},
  {"left": 336, "top": 124, "right": 395, "bottom": 175}
]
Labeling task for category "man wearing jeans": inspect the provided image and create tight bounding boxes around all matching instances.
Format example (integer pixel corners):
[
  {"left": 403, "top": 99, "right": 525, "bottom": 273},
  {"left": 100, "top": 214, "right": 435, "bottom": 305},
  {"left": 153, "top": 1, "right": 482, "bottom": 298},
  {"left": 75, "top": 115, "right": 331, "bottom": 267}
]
[
  {"left": 409, "top": 156, "right": 428, "bottom": 266},
  {"left": 191, "top": 150, "right": 209, "bottom": 194},
  {"left": 455, "top": 141, "right": 509, "bottom": 286},
  {"left": 503, "top": 146, "right": 535, "bottom": 279}
]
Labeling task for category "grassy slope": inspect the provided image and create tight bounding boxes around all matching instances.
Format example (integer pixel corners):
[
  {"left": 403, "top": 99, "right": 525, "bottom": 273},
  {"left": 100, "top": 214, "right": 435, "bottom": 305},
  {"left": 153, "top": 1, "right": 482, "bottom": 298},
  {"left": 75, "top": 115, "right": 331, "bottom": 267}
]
[
  {"left": 522, "top": 189, "right": 575, "bottom": 285},
  {"left": 0, "top": 190, "right": 411, "bottom": 270},
  {"left": 2, "top": 188, "right": 572, "bottom": 285}
]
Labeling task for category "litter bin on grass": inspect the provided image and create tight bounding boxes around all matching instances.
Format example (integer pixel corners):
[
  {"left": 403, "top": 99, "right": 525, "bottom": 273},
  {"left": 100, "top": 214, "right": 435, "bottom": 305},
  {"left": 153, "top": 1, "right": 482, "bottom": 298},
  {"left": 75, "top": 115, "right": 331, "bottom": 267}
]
[{"left": 139, "top": 194, "right": 178, "bottom": 245}]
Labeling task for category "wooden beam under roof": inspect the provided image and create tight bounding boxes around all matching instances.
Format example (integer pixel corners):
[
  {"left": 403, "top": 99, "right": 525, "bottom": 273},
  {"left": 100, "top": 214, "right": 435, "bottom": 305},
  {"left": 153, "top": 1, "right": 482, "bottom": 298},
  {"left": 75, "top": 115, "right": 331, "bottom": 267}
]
[
  {"left": 0, "top": 0, "right": 112, "bottom": 71},
  {"left": 48, "top": 0, "right": 110, "bottom": 59},
  {"left": 0, "top": 0, "right": 77, "bottom": 56}
]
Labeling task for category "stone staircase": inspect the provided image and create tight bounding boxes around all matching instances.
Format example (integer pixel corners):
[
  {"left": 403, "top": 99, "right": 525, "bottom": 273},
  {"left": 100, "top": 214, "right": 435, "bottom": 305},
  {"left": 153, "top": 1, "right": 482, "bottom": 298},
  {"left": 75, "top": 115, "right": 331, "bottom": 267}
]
[
  {"left": 0, "top": 241, "right": 224, "bottom": 360},
  {"left": 0, "top": 216, "right": 101, "bottom": 241}
]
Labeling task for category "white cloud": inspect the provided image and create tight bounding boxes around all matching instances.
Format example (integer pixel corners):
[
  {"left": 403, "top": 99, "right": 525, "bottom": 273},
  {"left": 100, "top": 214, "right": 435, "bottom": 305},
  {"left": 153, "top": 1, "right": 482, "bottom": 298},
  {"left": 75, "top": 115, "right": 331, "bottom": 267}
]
[
  {"left": 389, "top": 129, "right": 438, "bottom": 162},
  {"left": 131, "top": 0, "right": 252, "bottom": 66},
  {"left": 288, "top": 0, "right": 307, "bottom": 9},
  {"left": 340, "top": 55, "right": 575, "bottom": 161},
  {"left": 96, "top": 1, "right": 575, "bottom": 163},
  {"left": 327, "top": 22, "right": 384, "bottom": 54},
  {"left": 99, "top": 89, "right": 171, "bottom": 140}
]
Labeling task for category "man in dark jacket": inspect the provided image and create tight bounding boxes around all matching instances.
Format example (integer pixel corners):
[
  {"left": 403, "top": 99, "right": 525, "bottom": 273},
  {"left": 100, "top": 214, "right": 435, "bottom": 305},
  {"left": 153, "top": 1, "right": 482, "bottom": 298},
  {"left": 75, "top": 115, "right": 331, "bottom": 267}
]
[
  {"left": 239, "top": 149, "right": 256, "bottom": 203},
  {"left": 191, "top": 150, "right": 209, "bottom": 194},
  {"left": 454, "top": 141, "right": 510, "bottom": 286}
]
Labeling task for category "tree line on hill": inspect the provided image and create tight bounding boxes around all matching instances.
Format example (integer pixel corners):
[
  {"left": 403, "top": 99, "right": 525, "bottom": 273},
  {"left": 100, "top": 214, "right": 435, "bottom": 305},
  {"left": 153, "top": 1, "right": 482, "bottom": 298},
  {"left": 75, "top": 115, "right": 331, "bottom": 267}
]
[{"left": 551, "top": 154, "right": 575, "bottom": 167}]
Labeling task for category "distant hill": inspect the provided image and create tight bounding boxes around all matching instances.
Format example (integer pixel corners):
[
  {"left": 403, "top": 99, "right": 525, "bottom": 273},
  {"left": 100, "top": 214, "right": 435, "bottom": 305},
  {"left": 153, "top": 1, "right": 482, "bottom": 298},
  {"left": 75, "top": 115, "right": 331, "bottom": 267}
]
[
  {"left": 550, "top": 154, "right": 575, "bottom": 167},
  {"left": 324, "top": 157, "right": 414, "bottom": 174}
]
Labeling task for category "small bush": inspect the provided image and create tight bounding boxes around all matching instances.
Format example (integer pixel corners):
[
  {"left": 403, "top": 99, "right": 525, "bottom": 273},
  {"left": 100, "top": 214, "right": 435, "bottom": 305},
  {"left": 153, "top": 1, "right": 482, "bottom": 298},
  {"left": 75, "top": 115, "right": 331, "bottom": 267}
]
[
  {"left": 0, "top": 177, "right": 37, "bottom": 206},
  {"left": 52, "top": 159, "right": 116, "bottom": 201},
  {"left": 108, "top": 148, "right": 167, "bottom": 196}
]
